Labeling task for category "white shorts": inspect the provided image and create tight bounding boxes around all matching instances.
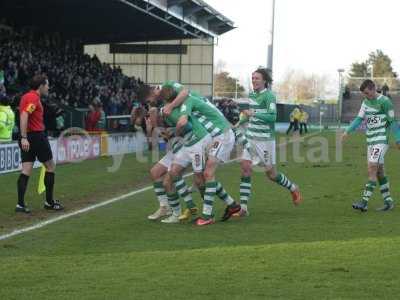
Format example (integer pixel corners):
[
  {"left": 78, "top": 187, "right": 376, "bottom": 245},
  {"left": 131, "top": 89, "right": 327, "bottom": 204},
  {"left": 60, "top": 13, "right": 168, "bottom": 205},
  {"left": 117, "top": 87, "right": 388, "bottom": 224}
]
[
  {"left": 173, "top": 135, "right": 211, "bottom": 173},
  {"left": 208, "top": 129, "right": 235, "bottom": 163},
  {"left": 241, "top": 139, "right": 276, "bottom": 167},
  {"left": 367, "top": 144, "right": 388, "bottom": 164},
  {"left": 158, "top": 151, "right": 174, "bottom": 171}
]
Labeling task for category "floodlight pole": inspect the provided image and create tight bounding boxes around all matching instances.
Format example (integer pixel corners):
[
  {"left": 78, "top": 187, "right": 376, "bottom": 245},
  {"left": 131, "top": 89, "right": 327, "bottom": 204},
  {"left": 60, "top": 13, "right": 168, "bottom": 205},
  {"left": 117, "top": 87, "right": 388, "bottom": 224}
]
[
  {"left": 337, "top": 68, "right": 345, "bottom": 128},
  {"left": 267, "top": 0, "right": 276, "bottom": 75},
  {"left": 235, "top": 79, "right": 239, "bottom": 100},
  {"left": 320, "top": 105, "right": 323, "bottom": 133}
]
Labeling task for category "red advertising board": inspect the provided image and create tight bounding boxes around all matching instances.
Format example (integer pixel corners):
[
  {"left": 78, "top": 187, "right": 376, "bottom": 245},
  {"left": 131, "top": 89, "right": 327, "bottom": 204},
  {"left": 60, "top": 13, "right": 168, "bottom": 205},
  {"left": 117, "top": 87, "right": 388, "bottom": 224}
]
[{"left": 57, "top": 135, "right": 101, "bottom": 164}]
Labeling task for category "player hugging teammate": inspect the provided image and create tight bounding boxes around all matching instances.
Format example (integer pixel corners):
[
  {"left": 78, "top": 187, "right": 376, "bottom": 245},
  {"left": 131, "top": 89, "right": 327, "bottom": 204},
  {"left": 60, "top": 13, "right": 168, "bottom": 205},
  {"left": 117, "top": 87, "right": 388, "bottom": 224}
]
[{"left": 143, "top": 68, "right": 303, "bottom": 226}]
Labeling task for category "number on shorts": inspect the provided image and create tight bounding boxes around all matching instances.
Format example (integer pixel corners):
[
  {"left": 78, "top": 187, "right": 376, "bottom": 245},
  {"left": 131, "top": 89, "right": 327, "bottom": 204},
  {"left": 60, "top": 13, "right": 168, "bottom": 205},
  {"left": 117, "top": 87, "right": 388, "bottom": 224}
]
[
  {"left": 370, "top": 147, "right": 381, "bottom": 160},
  {"left": 264, "top": 150, "right": 269, "bottom": 161},
  {"left": 213, "top": 141, "right": 220, "bottom": 149},
  {"left": 195, "top": 154, "right": 201, "bottom": 167}
]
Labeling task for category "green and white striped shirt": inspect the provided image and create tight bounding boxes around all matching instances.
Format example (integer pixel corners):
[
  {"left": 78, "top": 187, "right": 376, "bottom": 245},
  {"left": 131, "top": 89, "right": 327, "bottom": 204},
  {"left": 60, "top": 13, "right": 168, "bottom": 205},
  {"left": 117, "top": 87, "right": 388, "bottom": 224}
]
[
  {"left": 180, "top": 95, "right": 229, "bottom": 137},
  {"left": 232, "top": 127, "right": 250, "bottom": 151},
  {"left": 163, "top": 106, "right": 208, "bottom": 147},
  {"left": 245, "top": 89, "right": 277, "bottom": 142},
  {"left": 170, "top": 138, "right": 183, "bottom": 154},
  {"left": 192, "top": 111, "right": 222, "bottom": 138},
  {"left": 357, "top": 95, "right": 395, "bottom": 145}
]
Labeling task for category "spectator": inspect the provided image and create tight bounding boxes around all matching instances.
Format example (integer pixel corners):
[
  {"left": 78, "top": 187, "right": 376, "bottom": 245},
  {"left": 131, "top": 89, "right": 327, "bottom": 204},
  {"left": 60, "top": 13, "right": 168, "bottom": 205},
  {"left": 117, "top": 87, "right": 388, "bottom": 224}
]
[
  {"left": 55, "top": 109, "right": 65, "bottom": 135},
  {"left": 43, "top": 100, "right": 63, "bottom": 137},
  {"left": 96, "top": 102, "right": 106, "bottom": 131},
  {"left": 215, "top": 98, "right": 239, "bottom": 124},
  {"left": 85, "top": 103, "right": 100, "bottom": 132},
  {"left": 0, "top": 64, "right": 5, "bottom": 91},
  {"left": 343, "top": 85, "right": 351, "bottom": 99},
  {"left": 286, "top": 106, "right": 300, "bottom": 135},
  {"left": 130, "top": 104, "right": 147, "bottom": 133},
  {"left": 0, "top": 23, "right": 145, "bottom": 114},
  {"left": 382, "top": 83, "right": 389, "bottom": 96},
  {"left": 0, "top": 94, "right": 15, "bottom": 142},
  {"left": 225, "top": 100, "right": 239, "bottom": 124},
  {"left": 299, "top": 107, "right": 309, "bottom": 135}
]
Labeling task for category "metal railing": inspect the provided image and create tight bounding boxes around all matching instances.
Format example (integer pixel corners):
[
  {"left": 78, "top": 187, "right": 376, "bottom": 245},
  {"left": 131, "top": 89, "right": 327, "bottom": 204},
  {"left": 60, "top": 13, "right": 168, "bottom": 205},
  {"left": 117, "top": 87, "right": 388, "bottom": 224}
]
[{"left": 106, "top": 115, "right": 132, "bottom": 132}]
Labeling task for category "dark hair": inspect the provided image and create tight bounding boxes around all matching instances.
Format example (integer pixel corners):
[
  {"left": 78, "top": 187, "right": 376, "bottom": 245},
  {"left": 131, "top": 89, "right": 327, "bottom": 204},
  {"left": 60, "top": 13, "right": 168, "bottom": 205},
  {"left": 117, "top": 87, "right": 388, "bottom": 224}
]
[
  {"left": 253, "top": 68, "right": 273, "bottom": 88},
  {"left": 360, "top": 79, "right": 375, "bottom": 92},
  {"left": 29, "top": 75, "right": 48, "bottom": 90},
  {"left": 159, "top": 87, "right": 178, "bottom": 103},
  {"left": 0, "top": 94, "right": 10, "bottom": 106},
  {"left": 137, "top": 85, "right": 153, "bottom": 102}
]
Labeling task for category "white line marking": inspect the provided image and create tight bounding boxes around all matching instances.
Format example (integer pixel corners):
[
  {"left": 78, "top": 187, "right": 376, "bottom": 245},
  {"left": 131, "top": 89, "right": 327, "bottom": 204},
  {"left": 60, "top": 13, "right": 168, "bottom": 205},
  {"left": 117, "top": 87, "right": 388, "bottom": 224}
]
[
  {"left": 0, "top": 186, "right": 153, "bottom": 241},
  {"left": 0, "top": 133, "right": 319, "bottom": 241},
  {"left": 0, "top": 172, "right": 196, "bottom": 242}
]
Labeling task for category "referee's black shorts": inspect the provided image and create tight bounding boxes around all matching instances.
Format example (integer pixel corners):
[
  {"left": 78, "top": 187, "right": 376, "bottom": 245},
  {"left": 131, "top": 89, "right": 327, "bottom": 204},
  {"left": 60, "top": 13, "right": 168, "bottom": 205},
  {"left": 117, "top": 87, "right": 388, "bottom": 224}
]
[{"left": 19, "top": 131, "right": 53, "bottom": 163}]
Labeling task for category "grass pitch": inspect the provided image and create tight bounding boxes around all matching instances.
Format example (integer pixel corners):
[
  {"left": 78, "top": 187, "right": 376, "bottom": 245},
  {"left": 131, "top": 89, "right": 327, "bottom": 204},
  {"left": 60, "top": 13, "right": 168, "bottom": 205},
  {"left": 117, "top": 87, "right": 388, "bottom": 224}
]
[{"left": 1, "top": 132, "right": 400, "bottom": 299}]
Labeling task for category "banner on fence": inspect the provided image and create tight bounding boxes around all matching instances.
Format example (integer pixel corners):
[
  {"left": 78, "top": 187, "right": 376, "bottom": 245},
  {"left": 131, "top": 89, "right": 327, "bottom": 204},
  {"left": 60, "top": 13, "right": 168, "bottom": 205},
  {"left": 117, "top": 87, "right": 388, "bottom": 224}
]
[
  {"left": 0, "top": 131, "right": 147, "bottom": 174},
  {"left": 0, "top": 140, "right": 58, "bottom": 174}
]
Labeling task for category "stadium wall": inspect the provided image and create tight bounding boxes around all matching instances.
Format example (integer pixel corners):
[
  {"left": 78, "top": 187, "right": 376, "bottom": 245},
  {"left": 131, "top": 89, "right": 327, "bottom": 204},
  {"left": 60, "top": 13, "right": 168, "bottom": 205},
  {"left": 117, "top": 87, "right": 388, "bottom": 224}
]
[
  {"left": 84, "top": 38, "right": 214, "bottom": 97},
  {"left": 0, "top": 132, "right": 147, "bottom": 174},
  {"left": 277, "top": 104, "right": 338, "bottom": 124}
]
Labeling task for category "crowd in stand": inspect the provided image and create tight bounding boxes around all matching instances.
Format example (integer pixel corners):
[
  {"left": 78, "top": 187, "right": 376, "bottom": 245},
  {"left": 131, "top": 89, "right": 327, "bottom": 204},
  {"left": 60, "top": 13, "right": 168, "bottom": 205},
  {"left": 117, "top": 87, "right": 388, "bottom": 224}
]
[
  {"left": 0, "top": 20, "right": 239, "bottom": 138},
  {"left": 0, "top": 20, "right": 145, "bottom": 117},
  {"left": 343, "top": 82, "right": 394, "bottom": 100},
  {"left": 215, "top": 98, "right": 239, "bottom": 124}
]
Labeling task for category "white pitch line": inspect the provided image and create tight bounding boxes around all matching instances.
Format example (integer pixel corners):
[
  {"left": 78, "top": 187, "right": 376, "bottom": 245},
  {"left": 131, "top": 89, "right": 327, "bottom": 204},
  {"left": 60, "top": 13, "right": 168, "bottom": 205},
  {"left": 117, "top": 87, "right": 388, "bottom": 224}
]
[
  {"left": 0, "top": 132, "right": 320, "bottom": 242},
  {"left": 0, "top": 185, "right": 152, "bottom": 241},
  {"left": 0, "top": 171, "right": 200, "bottom": 242}
]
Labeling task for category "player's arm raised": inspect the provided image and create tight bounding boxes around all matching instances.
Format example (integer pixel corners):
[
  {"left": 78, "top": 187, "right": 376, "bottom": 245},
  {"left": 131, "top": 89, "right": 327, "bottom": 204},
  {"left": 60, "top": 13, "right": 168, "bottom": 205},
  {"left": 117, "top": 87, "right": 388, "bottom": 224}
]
[
  {"left": 176, "top": 115, "right": 195, "bottom": 137},
  {"left": 175, "top": 99, "right": 194, "bottom": 135},
  {"left": 162, "top": 82, "right": 189, "bottom": 116}
]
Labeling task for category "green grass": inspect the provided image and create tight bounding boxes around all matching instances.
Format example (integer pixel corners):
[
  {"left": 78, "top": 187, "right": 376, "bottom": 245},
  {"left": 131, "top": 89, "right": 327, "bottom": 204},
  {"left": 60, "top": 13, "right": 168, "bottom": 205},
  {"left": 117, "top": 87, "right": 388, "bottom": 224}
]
[
  {"left": 1, "top": 132, "right": 400, "bottom": 299},
  {"left": 0, "top": 153, "right": 156, "bottom": 232}
]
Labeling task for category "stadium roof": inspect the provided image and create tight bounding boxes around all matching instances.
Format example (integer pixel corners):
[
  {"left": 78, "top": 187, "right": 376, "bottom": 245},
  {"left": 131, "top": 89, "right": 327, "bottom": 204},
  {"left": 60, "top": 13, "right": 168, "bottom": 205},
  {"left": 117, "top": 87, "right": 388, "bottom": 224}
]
[{"left": 1, "top": 0, "right": 235, "bottom": 44}]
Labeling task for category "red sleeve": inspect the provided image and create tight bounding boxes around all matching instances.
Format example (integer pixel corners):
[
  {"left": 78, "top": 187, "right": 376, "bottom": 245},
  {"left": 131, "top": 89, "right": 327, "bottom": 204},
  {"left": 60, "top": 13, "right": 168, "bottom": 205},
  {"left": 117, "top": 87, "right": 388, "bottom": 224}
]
[
  {"left": 85, "top": 114, "right": 92, "bottom": 130},
  {"left": 20, "top": 93, "right": 38, "bottom": 115},
  {"left": 93, "top": 111, "right": 101, "bottom": 123},
  {"left": 86, "top": 112, "right": 101, "bottom": 131},
  {"left": 92, "top": 111, "right": 101, "bottom": 130},
  {"left": 86, "top": 112, "right": 96, "bottom": 130}
]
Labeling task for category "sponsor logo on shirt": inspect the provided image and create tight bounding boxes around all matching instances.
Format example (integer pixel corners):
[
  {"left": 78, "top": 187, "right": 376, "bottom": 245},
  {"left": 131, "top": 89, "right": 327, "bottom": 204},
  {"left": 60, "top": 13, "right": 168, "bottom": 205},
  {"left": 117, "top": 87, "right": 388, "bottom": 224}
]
[{"left": 26, "top": 103, "right": 36, "bottom": 114}]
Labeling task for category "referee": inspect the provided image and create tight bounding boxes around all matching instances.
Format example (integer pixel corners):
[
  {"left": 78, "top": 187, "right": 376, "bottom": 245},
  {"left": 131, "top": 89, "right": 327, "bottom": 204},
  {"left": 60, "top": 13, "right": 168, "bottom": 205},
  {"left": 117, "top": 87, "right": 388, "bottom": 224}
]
[{"left": 16, "top": 75, "right": 63, "bottom": 213}]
